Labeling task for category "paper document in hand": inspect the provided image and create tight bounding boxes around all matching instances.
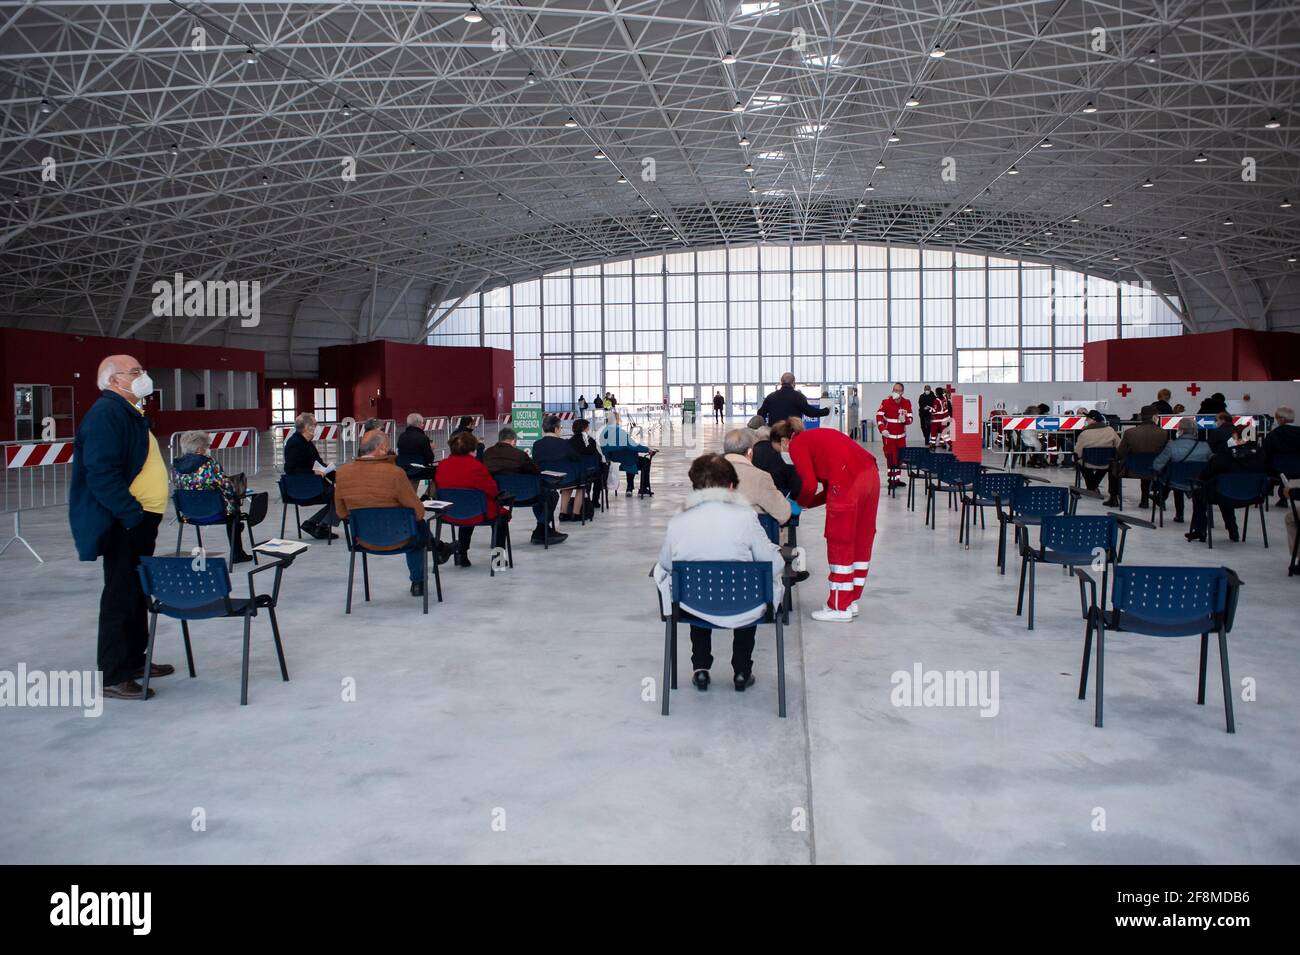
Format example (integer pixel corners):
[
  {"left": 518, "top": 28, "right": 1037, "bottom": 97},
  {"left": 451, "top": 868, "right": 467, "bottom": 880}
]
[
  {"left": 540, "top": 470, "right": 568, "bottom": 478},
  {"left": 424, "top": 500, "right": 453, "bottom": 509}
]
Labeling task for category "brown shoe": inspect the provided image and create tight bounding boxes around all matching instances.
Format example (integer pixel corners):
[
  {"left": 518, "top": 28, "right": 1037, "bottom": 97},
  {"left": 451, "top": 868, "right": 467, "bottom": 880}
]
[
  {"left": 102, "top": 680, "right": 156, "bottom": 700},
  {"left": 130, "top": 662, "right": 175, "bottom": 680}
]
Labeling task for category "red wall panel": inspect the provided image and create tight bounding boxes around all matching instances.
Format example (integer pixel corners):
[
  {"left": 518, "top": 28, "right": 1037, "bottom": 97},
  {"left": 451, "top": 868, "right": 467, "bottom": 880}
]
[{"left": 1084, "top": 329, "right": 1300, "bottom": 382}]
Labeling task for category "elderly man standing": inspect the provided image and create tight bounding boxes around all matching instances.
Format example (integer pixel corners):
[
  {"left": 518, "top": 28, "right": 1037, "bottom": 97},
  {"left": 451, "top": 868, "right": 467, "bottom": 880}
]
[
  {"left": 334, "top": 429, "right": 443, "bottom": 597},
  {"left": 756, "top": 372, "right": 830, "bottom": 427},
  {"left": 69, "top": 355, "right": 173, "bottom": 700}
]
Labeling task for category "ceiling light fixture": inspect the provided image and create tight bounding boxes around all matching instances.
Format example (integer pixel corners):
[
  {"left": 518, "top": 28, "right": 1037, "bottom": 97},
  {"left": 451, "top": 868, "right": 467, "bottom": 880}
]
[
  {"left": 464, "top": 5, "right": 483, "bottom": 23},
  {"left": 340, "top": 104, "right": 352, "bottom": 117},
  {"left": 1178, "top": 233, "right": 1189, "bottom": 240},
  {"left": 744, "top": 163, "right": 754, "bottom": 173},
  {"left": 1102, "top": 198, "right": 1113, "bottom": 207},
  {"left": 905, "top": 96, "right": 920, "bottom": 107},
  {"left": 1264, "top": 116, "right": 1281, "bottom": 129},
  {"left": 930, "top": 45, "right": 946, "bottom": 58},
  {"left": 865, "top": 184, "right": 875, "bottom": 191},
  {"left": 1039, "top": 139, "right": 1053, "bottom": 148},
  {"left": 39, "top": 98, "right": 52, "bottom": 113},
  {"left": 738, "top": 135, "right": 750, "bottom": 146},
  {"left": 875, "top": 161, "right": 885, "bottom": 170},
  {"left": 244, "top": 48, "right": 258, "bottom": 64},
  {"left": 722, "top": 50, "right": 737, "bottom": 64},
  {"left": 564, "top": 117, "right": 578, "bottom": 128},
  {"left": 1007, "top": 166, "right": 1019, "bottom": 175},
  {"left": 1081, "top": 101, "right": 1097, "bottom": 113},
  {"left": 1141, "top": 178, "right": 1154, "bottom": 188},
  {"left": 1282, "top": 199, "right": 1293, "bottom": 208},
  {"left": 594, "top": 151, "right": 606, "bottom": 159},
  {"left": 617, "top": 175, "right": 627, "bottom": 184},
  {"left": 1069, "top": 215, "right": 1080, "bottom": 223},
  {"left": 525, "top": 71, "right": 537, "bottom": 85},
  {"left": 1193, "top": 152, "right": 1208, "bottom": 163},
  {"left": 1223, "top": 217, "right": 1234, "bottom": 225},
  {"left": 457, "top": 170, "right": 465, "bottom": 180},
  {"left": 888, "top": 132, "right": 900, "bottom": 143},
  {"left": 732, "top": 101, "right": 746, "bottom": 112}
]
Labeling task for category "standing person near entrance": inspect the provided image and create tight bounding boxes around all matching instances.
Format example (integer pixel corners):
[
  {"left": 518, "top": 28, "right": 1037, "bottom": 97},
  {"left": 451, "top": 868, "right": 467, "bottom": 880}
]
[
  {"left": 69, "top": 355, "right": 173, "bottom": 701},
  {"left": 757, "top": 372, "right": 830, "bottom": 426},
  {"left": 875, "top": 383, "right": 913, "bottom": 488},
  {"left": 917, "top": 385, "right": 935, "bottom": 443},
  {"left": 577, "top": 395, "right": 588, "bottom": 420},
  {"left": 788, "top": 422, "right": 881, "bottom": 622},
  {"left": 928, "top": 387, "right": 952, "bottom": 450},
  {"left": 712, "top": 391, "right": 725, "bottom": 423},
  {"left": 847, "top": 387, "right": 861, "bottom": 441}
]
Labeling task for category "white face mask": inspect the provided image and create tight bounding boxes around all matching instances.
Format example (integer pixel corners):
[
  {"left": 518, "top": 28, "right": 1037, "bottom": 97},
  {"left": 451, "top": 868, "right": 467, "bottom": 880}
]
[
  {"left": 892, "top": 391, "right": 903, "bottom": 400},
  {"left": 129, "top": 373, "right": 154, "bottom": 399}
]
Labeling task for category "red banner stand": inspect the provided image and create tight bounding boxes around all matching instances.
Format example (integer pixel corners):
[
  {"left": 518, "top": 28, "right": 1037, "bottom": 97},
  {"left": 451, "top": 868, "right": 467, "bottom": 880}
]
[{"left": 951, "top": 393, "right": 983, "bottom": 463}]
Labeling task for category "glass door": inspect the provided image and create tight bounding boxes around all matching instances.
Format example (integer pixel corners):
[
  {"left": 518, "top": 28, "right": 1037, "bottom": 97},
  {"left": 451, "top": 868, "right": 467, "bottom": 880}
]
[{"left": 270, "top": 387, "right": 296, "bottom": 425}]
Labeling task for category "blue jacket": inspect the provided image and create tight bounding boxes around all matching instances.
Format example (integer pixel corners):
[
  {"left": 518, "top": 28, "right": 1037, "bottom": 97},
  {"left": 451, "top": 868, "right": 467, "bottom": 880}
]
[
  {"left": 69, "top": 390, "right": 153, "bottom": 561},
  {"left": 598, "top": 424, "right": 649, "bottom": 474},
  {"left": 1153, "top": 434, "right": 1212, "bottom": 474}
]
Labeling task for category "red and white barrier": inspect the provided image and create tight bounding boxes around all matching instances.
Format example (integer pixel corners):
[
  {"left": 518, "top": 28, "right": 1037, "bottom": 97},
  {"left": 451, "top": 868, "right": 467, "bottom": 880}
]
[
  {"left": 207, "top": 429, "right": 250, "bottom": 449},
  {"left": 1159, "top": 415, "right": 1254, "bottom": 429},
  {"left": 497, "top": 414, "right": 511, "bottom": 426},
  {"left": 5, "top": 441, "right": 74, "bottom": 468},
  {"left": 999, "top": 416, "right": 1088, "bottom": 431},
  {"left": 424, "top": 417, "right": 449, "bottom": 433},
  {"left": 276, "top": 424, "right": 340, "bottom": 442}
]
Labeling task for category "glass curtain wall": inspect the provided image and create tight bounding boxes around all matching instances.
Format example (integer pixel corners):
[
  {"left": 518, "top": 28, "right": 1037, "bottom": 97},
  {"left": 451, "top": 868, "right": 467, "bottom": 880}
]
[{"left": 429, "top": 242, "right": 1183, "bottom": 407}]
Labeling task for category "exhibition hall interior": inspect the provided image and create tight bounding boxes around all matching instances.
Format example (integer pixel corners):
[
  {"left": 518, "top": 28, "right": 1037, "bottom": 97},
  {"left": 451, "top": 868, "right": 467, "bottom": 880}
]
[{"left": 2, "top": 0, "right": 1299, "bottom": 869}]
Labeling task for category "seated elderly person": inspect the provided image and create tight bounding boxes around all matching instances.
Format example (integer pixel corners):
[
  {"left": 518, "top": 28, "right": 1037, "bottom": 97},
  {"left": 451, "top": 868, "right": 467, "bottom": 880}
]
[
  {"left": 598, "top": 411, "right": 656, "bottom": 497},
  {"left": 532, "top": 414, "right": 586, "bottom": 521},
  {"left": 1264, "top": 405, "right": 1300, "bottom": 495},
  {"left": 1073, "top": 410, "right": 1120, "bottom": 498},
  {"left": 436, "top": 430, "right": 507, "bottom": 567},
  {"left": 172, "top": 430, "right": 254, "bottom": 563},
  {"left": 722, "top": 428, "right": 792, "bottom": 525},
  {"left": 1151, "top": 416, "right": 1212, "bottom": 522},
  {"left": 751, "top": 418, "right": 803, "bottom": 499},
  {"left": 450, "top": 415, "right": 485, "bottom": 458},
  {"left": 569, "top": 418, "right": 606, "bottom": 517},
  {"left": 334, "top": 429, "right": 447, "bottom": 597},
  {"left": 654, "top": 453, "right": 784, "bottom": 693},
  {"left": 395, "top": 412, "right": 438, "bottom": 487},
  {"left": 283, "top": 412, "right": 339, "bottom": 540},
  {"left": 483, "top": 427, "right": 565, "bottom": 545}
]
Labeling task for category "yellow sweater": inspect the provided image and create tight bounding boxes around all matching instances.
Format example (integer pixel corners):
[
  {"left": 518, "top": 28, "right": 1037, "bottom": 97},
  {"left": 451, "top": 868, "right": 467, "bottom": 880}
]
[{"left": 128, "top": 405, "right": 169, "bottom": 514}]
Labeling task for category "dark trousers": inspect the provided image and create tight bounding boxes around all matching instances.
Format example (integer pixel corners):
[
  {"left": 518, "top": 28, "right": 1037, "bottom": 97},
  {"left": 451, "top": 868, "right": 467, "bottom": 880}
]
[
  {"left": 690, "top": 624, "right": 756, "bottom": 675},
  {"left": 1190, "top": 492, "right": 1237, "bottom": 536},
  {"left": 626, "top": 455, "right": 652, "bottom": 491},
  {"left": 305, "top": 483, "right": 339, "bottom": 528},
  {"left": 713, "top": 407, "right": 724, "bottom": 422},
  {"left": 533, "top": 488, "right": 559, "bottom": 526},
  {"left": 1155, "top": 487, "right": 1187, "bottom": 520},
  {"left": 98, "top": 511, "right": 162, "bottom": 685},
  {"left": 405, "top": 521, "right": 432, "bottom": 581},
  {"left": 1082, "top": 467, "right": 1118, "bottom": 497}
]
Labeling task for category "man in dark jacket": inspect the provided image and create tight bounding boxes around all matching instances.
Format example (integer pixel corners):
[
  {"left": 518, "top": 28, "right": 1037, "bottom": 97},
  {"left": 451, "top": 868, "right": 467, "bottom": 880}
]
[
  {"left": 757, "top": 373, "right": 829, "bottom": 426},
  {"left": 395, "top": 412, "right": 438, "bottom": 486},
  {"left": 69, "top": 355, "right": 173, "bottom": 701},
  {"left": 1150, "top": 388, "right": 1174, "bottom": 416},
  {"left": 1204, "top": 411, "right": 1234, "bottom": 454},
  {"left": 917, "top": 385, "right": 936, "bottom": 442},
  {"left": 752, "top": 418, "right": 803, "bottom": 500},
  {"left": 283, "top": 413, "right": 338, "bottom": 539},
  {"left": 484, "top": 427, "right": 563, "bottom": 544},
  {"left": 1197, "top": 392, "right": 1228, "bottom": 415},
  {"left": 1188, "top": 428, "right": 1267, "bottom": 542},
  {"left": 1264, "top": 406, "right": 1300, "bottom": 483},
  {"left": 1109, "top": 405, "right": 1169, "bottom": 508}
]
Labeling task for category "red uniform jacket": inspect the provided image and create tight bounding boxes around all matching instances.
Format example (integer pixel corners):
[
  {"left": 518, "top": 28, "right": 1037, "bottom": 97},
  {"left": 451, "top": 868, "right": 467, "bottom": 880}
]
[
  {"left": 930, "top": 397, "right": 952, "bottom": 431},
  {"left": 789, "top": 427, "right": 878, "bottom": 512},
  {"left": 875, "top": 395, "right": 914, "bottom": 440},
  {"left": 434, "top": 453, "right": 502, "bottom": 524}
]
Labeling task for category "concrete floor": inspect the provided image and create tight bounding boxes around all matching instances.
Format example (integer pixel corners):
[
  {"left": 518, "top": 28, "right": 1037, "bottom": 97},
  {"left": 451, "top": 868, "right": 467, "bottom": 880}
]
[{"left": 2, "top": 420, "right": 1297, "bottom": 864}]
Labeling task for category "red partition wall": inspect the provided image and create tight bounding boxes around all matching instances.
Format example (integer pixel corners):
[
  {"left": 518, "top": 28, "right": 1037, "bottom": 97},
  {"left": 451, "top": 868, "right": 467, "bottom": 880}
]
[
  {"left": 1085, "top": 329, "right": 1300, "bottom": 381},
  {"left": 0, "top": 328, "right": 267, "bottom": 441},
  {"left": 317, "top": 341, "right": 513, "bottom": 423}
]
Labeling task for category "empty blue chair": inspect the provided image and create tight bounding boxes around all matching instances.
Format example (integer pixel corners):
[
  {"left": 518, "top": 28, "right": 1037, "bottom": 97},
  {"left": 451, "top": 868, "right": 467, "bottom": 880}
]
[
  {"left": 278, "top": 473, "right": 333, "bottom": 544},
  {"left": 343, "top": 506, "right": 438, "bottom": 614},
  {"left": 1016, "top": 513, "right": 1144, "bottom": 630},
  {"left": 925, "top": 459, "right": 983, "bottom": 529},
  {"left": 173, "top": 488, "right": 227, "bottom": 553},
  {"left": 909, "top": 450, "right": 953, "bottom": 511},
  {"left": 433, "top": 487, "right": 512, "bottom": 576},
  {"left": 660, "top": 561, "right": 786, "bottom": 718},
  {"left": 1207, "top": 472, "right": 1270, "bottom": 549},
  {"left": 1077, "top": 565, "right": 1242, "bottom": 732},
  {"left": 893, "top": 446, "right": 928, "bottom": 501},
  {"left": 960, "top": 472, "right": 1027, "bottom": 546},
  {"left": 995, "top": 484, "right": 1073, "bottom": 574},
  {"left": 1150, "top": 459, "right": 1204, "bottom": 527},
  {"left": 136, "top": 555, "right": 289, "bottom": 705}
]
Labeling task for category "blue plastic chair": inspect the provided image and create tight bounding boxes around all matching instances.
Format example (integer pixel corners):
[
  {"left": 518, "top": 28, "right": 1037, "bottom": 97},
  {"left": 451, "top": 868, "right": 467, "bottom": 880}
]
[
  {"left": 892, "top": 446, "right": 928, "bottom": 500},
  {"left": 1116, "top": 451, "right": 1159, "bottom": 511},
  {"left": 493, "top": 472, "right": 559, "bottom": 547},
  {"left": 1016, "top": 514, "right": 1143, "bottom": 630},
  {"left": 960, "top": 472, "right": 1027, "bottom": 546},
  {"left": 925, "top": 459, "right": 983, "bottom": 529},
  {"left": 136, "top": 555, "right": 289, "bottom": 705},
  {"left": 278, "top": 473, "right": 333, "bottom": 544},
  {"left": 1207, "top": 472, "right": 1270, "bottom": 549},
  {"left": 1073, "top": 446, "right": 1115, "bottom": 489},
  {"left": 660, "top": 561, "right": 786, "bottom": 718},
  {"left": 995, "top": 484, "right": 1073, "bottom": 574},
  {"left": 433, "top": 487, "right": 512, "bottom": 575},
  {"left": 1150, "top": 459, "right": 1204, "bottom": 526},
  {"left": 1077, "top": 565, "right": 1242, "bottom": 732},
  {"left": 343, "top": 506, "right": 438, "bottom": 613},
  {"left": 604, "top": 446, "right": 650, "bottom": 497},
  {"left": 907, "top": 450, "right": 952, "bottom": 511},
  {"left": 173, "top": 488, "right": 227, "bottom": 553}
]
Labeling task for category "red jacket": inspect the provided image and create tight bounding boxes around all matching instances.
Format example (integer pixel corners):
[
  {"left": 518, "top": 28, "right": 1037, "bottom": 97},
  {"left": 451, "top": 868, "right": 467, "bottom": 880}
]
[
  {"left": 789, "top": 427, "right": 878, "bottom": 510},
  {"left": 434, "top": 453, "right": 502, "bottom": 524},
  {"left": 875, "top": 395, "right": 914, "bottom": 440},
  {"left": 930, "top": 397, "right": 951, "bottom": 429}
]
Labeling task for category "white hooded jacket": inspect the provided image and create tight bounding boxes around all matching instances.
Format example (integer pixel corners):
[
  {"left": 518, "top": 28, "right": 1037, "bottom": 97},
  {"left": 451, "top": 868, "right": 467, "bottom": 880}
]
[{"left": 654, "top": 487, "right": 785, "bottom": 628}]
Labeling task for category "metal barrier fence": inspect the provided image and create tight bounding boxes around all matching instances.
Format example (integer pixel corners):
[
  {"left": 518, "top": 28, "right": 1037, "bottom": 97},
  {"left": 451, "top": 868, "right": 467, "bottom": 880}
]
[
  {"left": 270, "top": 422, "right": 353, "bottom": 470},
  {"left": 450, "top": 413, "right": 485, "bottom": 438},
  {"left": 166, "top": 426, "right": 260, "bottom": 477},
  {"left": 423, "top": 416, "right": 451, "bottom": 449},
  {"left": 2, "top": 439, "right": 75, "bottom": 562}
]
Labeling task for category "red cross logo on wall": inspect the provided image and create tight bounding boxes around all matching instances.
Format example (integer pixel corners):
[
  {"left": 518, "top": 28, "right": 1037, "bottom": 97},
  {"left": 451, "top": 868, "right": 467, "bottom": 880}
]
[
  {"left": 1187, "top": 382, "right": 1202, "bottom": 396},
  {"left": 1117, "top": 384, "right": 1132, "bottom": 397}
]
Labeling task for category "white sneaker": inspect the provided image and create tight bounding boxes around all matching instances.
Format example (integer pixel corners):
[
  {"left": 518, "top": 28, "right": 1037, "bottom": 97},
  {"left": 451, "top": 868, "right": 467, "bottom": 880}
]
[
  {"left": 811, "top": 607, "right": 854, "bottom": 623},
  {"left": 848, "top": 602, "right": 860, "bottom": 617}
]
